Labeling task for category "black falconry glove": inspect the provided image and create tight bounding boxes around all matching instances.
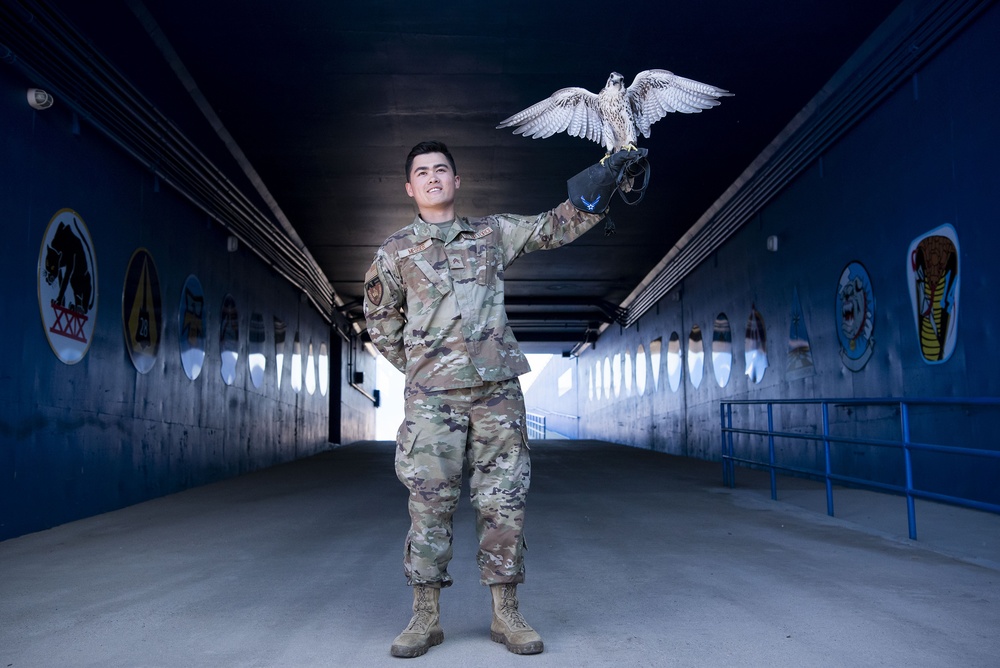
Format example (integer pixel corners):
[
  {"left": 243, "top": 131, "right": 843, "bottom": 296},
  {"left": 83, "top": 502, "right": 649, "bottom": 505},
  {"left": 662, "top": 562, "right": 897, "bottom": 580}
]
[{"left": 567, "top": 148, "right": 650, "bottom": 215}]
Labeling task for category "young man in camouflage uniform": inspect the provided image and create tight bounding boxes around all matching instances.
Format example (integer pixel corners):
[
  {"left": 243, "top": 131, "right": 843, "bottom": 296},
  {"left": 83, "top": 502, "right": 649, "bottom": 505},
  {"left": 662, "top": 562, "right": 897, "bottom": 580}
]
[{"left": 364, "top": 140, "right": 644, "bottom": 658}]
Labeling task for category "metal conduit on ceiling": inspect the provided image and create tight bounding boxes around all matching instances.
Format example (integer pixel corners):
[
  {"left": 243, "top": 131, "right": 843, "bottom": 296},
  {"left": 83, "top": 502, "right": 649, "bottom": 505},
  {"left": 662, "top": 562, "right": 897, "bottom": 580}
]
[
  {"left": 619, "top": 0, "right": 991, "bottom": 329},
  {"left": 0, "top": 0, "right": 335, "bottom": 321}
]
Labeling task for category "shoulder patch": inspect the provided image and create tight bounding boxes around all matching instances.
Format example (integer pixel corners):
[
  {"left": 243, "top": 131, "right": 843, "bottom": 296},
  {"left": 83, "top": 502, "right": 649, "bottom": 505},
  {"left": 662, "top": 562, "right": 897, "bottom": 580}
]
[
  {"left": 365, "top": 273, "right": 384, "bottom": 306},
  {"left": 398, "top": 239, "right": 433, "bottom": 258},
  {"left": 473, "top": 226, "right": 493, "bottom": 239}
]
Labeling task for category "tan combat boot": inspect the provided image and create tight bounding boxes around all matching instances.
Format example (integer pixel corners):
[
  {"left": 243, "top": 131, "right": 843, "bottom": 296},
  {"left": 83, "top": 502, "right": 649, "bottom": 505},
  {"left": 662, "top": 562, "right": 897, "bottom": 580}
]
[
  {"left": 390, "top": 585, "right": 444, "bottom": 658},
  {"left": 489, "top": 583, "right": 544, "bottom": 655}
]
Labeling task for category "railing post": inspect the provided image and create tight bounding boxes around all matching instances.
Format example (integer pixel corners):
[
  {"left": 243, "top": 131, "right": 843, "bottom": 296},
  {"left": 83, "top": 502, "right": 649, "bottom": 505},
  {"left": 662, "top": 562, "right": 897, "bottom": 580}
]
[
  {"left": 901, "top": 401, "right": 917, "bottom": 540},
  {"left": 720, "top": 402, "right": 736, "bottom": 487},
  {"left": 719, "top": 401, "right": 731, "bottom": 487},
  {"left": 768, "top": 403, "right": 777, "bottom": 500},
  {"left": 711, "top": 397, "right": 999, "bottom": 537},
  {"left": 727, "top": 402, "right": 736, "bottom": 488},
  {"left": 822, "top": 402, "right": 834, "bottom": 517}
]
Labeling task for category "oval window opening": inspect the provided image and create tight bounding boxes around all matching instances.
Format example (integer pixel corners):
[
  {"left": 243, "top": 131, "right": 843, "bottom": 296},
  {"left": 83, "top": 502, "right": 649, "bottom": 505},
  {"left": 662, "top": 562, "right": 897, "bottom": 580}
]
[
  {"left": 666, "top": 332, "right": 682, "bottom": 392},
  {"left": 635, "top": 344, "right": 647, "bottom": 395},
  {"left": 649, "top": 338, "right": 662, "bottom": 391},
  {"left": 712, "top": 313, "right": 733, "bottom": 387},
  {"left": 688, "top": 324, "right": 704, "bottom": 389}
]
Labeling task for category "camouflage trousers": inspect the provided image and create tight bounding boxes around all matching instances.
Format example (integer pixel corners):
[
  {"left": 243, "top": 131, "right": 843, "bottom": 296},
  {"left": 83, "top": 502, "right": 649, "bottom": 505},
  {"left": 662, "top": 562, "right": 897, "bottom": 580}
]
[{"left": 395, "top": 377, "right": 531, "bottom": 588}]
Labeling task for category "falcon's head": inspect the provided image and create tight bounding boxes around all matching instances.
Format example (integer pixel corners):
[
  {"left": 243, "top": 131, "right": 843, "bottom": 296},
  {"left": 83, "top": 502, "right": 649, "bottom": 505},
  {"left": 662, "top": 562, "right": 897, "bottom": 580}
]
[{"left": 605, "top": 72, "right": 625, "bottom": 91}]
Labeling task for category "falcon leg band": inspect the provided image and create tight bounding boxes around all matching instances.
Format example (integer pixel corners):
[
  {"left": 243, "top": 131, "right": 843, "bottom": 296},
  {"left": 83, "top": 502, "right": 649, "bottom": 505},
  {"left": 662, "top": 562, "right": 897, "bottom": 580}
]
[{"left": 617, "top": 154, "right": 651, "bottom": 206}]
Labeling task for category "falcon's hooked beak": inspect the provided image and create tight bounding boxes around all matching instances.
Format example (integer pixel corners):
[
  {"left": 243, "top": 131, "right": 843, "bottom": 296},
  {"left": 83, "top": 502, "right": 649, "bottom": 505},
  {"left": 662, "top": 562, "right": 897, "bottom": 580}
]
[{"left": 606, "top": 72, "right": 624, "bottom": 89}]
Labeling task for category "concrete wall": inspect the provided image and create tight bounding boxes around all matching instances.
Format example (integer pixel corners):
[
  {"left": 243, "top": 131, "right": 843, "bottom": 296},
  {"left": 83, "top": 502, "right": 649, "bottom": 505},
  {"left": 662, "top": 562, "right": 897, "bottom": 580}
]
[
  {"left": 336, "top": 334, "right": 379, "bottom": 446},
  {"left": 542, "top": 3, "right": 1000, "bottom": 502},
  {"left": 0, "top": 56, "right": 372, "bottom": 540},
  {"left": 524, "top": 356, "right": 581, "bottom": 439}
]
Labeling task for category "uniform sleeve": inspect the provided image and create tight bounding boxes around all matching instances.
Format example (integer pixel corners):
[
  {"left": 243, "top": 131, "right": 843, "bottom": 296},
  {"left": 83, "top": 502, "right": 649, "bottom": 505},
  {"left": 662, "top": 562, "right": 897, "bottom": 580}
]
[
  {"left": 497, "top": 199, "right": 605, "bottom": 263},
  {"left": 363, "top": 248, "right": 407, "bottom": 373}
]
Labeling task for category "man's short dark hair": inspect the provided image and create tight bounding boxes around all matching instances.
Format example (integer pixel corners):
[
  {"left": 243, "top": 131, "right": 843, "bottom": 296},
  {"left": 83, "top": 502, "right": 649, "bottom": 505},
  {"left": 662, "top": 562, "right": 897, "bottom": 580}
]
[{"left": 405, "top": 141, "right": 457, "bottom": 181}]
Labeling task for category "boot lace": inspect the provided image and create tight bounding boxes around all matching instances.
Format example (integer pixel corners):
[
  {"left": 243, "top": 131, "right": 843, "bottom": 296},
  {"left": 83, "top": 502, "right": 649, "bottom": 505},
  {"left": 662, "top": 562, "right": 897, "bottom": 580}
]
[
  {"left": 405, "top": 587, "right": 435, "bottom": 633},
  {"left": 499, "top": 584, "right": 530, "bottom": 630}
]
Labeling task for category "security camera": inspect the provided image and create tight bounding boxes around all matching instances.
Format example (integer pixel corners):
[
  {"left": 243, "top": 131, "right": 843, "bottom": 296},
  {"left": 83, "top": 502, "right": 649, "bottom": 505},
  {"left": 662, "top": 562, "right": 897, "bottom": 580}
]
[{"left": 27, "top": 88, "right": 54, "bottom": 110}]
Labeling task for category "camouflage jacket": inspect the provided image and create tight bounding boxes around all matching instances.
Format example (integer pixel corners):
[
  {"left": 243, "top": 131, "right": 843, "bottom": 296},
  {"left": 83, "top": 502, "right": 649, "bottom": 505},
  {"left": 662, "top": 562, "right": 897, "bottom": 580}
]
[{"left": 364, "top": 200, "right": 603, "bottom": 391}]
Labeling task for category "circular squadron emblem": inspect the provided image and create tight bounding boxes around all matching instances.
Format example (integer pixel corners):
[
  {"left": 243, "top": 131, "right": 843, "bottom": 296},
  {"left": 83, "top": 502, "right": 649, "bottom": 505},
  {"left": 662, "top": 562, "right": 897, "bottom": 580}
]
[
  {"left": 179, "top": 274, "right": 207, "bottom": 380},
  {"left": 37, "top": 209, "right": 98, "bottom": 364},
  {"left": 907, "top": 224, "right": 959, "bottom": 364},
  {"left": 836, "top": 261, "right": 876, "bottom": 371},
  {"left": 220, "top": 294, "right": 240, "bottom": 385},
  {"left": 122, "top": 248, "right": 163, "bottom": 374}
]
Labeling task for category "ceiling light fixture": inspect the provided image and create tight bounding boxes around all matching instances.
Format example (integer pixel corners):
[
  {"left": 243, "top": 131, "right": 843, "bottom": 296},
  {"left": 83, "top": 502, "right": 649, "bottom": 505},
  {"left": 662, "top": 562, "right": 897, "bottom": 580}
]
[{"left": 27, "top": 88, "right": 54, "bottom": 110}]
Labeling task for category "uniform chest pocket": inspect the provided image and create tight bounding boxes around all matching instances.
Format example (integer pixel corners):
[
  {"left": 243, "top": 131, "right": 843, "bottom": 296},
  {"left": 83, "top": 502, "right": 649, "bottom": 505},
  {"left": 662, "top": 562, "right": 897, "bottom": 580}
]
[
  {"left": 408, "top": 254, "right": 452, "bottom": 297},
  {"left": 476, "top": 243, "right": 500, "bottom": 287}
]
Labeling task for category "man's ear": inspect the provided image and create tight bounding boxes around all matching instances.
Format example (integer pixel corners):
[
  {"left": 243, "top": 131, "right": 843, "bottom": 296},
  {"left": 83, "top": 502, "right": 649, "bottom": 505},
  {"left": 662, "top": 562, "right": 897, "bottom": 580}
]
[
  {"left": 404, "top": 182, "right": 414, "bottom": 198},
  {"left": 454, "top": 175, "right": 461, "bottom": 190}
]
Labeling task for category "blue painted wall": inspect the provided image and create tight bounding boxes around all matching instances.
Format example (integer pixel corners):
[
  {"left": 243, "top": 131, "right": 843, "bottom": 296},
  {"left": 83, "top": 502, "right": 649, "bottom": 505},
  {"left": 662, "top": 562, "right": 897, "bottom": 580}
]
[
  {"left": 0, "top": 60, "right": 372, "bottom": 540},
  {"left": 530, "top": 3, "right": 1000, "bottom": 504}
]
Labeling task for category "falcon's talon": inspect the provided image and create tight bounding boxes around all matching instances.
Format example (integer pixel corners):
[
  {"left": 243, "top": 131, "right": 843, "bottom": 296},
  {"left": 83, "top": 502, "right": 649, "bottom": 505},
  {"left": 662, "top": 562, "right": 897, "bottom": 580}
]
[{"left": 599, "top": 153, "right": 611, "bottom": 165}]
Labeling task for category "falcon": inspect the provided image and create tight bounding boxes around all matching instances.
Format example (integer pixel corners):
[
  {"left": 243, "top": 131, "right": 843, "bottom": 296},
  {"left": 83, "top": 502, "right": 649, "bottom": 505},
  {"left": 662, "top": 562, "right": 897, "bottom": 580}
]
[{"left": 497, "top": 70, "right": 733, "bottom": 154}]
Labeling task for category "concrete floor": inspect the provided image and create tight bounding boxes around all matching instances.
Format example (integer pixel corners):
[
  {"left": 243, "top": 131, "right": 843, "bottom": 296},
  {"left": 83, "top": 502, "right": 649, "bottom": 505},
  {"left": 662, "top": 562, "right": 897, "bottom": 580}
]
[{"left": 1, "top": 439, "right": 998, "bottom": 667}]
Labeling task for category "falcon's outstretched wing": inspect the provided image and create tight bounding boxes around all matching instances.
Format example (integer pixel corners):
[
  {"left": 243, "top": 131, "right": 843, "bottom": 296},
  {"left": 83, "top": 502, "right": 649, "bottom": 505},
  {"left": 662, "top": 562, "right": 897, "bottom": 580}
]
[
  {"left": 627, "top": 69, "right": 733, "bottom": 138},
  {"left": 496, "top": 87, "right": 605, "bottom": 146}
]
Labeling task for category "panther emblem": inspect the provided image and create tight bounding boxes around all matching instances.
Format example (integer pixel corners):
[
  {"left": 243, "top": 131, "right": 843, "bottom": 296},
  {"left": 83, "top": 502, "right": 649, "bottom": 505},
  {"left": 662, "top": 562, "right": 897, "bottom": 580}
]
[{"left": 44, "top": 219, "right": 95, "bottom": 314}]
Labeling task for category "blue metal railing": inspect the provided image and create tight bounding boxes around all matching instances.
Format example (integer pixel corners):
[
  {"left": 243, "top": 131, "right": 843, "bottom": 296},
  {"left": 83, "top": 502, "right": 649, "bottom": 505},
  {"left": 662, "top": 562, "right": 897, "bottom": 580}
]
[
  {"left": 720, "top": 397, "right": 1000, "bottom": 540},
  {"left": 526, "top": 412, "right": 546, "bottom": 440}
]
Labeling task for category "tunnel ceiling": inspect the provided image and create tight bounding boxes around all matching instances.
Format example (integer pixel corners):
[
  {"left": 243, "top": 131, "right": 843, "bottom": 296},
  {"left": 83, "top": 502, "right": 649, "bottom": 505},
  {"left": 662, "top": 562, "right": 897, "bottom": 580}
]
[{"left": 53, "top": 0, "right": 901, "bottom": 354}]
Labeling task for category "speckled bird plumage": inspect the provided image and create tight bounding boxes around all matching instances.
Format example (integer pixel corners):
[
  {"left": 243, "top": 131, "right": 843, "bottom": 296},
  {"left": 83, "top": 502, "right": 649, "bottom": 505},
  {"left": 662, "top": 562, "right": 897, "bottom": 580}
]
[{"left": 497, "top": 70, "right": 733, "bottom": 153}]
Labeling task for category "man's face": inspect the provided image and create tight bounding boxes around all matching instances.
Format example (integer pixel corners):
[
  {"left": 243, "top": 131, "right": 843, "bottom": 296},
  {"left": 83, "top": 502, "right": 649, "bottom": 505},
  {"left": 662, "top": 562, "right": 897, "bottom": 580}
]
[{"left": 405, "top": 152, "right": 460, "bottom": 212}]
